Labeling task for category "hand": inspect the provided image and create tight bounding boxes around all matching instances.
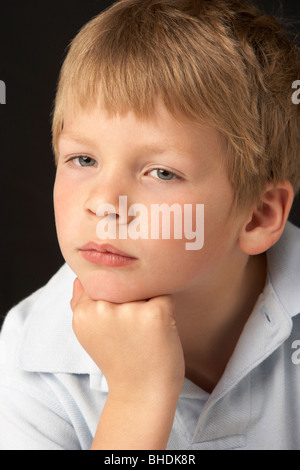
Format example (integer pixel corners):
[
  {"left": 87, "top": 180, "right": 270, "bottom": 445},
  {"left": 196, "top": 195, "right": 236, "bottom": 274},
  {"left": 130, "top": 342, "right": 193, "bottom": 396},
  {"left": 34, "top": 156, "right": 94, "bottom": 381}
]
[{"left": 70, "top": 278, "right": 185, "bottom": 403}]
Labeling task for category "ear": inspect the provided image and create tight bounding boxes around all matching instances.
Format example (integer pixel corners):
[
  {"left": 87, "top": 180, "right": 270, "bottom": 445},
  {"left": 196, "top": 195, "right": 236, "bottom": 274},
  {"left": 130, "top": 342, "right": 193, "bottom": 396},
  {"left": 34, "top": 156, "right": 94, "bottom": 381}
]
[{"left": 239, "top": 180, "right": 294, "bottom": 255}]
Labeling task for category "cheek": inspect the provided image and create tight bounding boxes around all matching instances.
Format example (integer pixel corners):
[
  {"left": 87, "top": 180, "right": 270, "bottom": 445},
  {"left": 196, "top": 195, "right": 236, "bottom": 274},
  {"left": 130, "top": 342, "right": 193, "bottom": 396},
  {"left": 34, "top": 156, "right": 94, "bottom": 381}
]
[
  {"left": 145, "top": 197, "right": 238, "bottom": 279},
  {"left": 204, "top": 202, "right": 237, "bottom": 252},
  {"left": 137, "top": 237, "right": 205, "bottom": 286},
  {"left": 53, "top": 175, "right": 77, "bottom": 245},
  {"left": 200, "top": 175, "right": 238, "bottom": 251},
  {"left": 53, "top": 179, "right": 66, "bottom": 233},
  {"left": 53, "top": 174, "right": 66, "bottom": 217}
]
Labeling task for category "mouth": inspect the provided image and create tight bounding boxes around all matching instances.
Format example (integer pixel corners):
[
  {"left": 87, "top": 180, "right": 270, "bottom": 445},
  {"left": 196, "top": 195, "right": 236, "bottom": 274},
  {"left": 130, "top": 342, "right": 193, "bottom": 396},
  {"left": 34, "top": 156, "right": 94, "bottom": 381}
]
[{"left": 78, "top": 242, "right": 138, "bottom": 267}]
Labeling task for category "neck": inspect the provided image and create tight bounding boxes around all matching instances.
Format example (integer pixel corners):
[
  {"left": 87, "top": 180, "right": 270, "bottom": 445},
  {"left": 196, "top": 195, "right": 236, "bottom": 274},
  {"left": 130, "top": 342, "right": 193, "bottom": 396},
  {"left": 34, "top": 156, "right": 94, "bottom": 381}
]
[{"left": 173, "top": 252, "right": 267, "bottom": 393}]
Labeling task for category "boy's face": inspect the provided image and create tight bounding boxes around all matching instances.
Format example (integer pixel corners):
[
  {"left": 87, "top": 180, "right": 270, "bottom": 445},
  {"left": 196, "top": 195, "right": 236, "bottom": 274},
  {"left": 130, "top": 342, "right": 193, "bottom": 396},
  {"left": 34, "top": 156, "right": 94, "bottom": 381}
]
[{"left": 54, "top": 100, "right": 246, "bottom": 303}]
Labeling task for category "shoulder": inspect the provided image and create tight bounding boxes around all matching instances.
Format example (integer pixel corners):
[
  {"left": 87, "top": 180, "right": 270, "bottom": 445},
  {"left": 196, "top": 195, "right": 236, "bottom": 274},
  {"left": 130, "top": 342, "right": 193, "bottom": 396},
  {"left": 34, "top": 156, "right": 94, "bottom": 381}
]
[
  {"left": 265, "top": 220, "right": 300, "bottom": 371},
  {"left": 0, "top": 264, "right": 72, "bottom": 365},
  {"left": 0, "top": 265, "right": 101, "bottom": 449},
  {"left": 0, "top": 263, "right": 97, "bottom": 374},
  {"left": 1, "top": 263, "right": 74, "bottom": 326},
  {"left": 0, "top": 264, "right": 93, "bottom": 373}
]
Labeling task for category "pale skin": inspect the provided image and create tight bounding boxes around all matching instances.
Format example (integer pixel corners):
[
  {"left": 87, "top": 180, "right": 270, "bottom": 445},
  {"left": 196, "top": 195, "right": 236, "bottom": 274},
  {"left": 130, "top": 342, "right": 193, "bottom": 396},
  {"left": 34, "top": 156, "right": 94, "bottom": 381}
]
[{"left": 54, "top": 99, "right": 294, "bottom": 450}]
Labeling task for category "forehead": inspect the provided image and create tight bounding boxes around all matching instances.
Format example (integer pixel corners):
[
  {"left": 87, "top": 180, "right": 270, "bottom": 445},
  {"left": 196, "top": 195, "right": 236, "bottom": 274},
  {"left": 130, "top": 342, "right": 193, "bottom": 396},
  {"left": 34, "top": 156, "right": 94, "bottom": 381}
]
[{"left": 59, "top": 100, "right": 225, "bottom": 157}]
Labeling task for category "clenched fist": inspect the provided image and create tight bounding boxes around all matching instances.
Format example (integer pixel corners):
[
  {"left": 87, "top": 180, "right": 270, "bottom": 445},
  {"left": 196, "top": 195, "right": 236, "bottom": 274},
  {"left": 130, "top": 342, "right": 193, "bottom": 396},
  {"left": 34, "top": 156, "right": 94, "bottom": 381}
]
[{"left": 70, "top": 278, "right": 185, "bottom": 404}]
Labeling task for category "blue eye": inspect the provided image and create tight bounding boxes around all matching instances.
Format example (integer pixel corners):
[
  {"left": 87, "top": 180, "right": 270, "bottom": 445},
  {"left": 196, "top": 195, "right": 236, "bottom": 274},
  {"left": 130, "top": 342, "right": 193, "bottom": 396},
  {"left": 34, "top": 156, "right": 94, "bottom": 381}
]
[
  {"left": 149, "top": 169, "right": 177, "bottom": 181},
  {"left": 72, "top": 156, "right": 96, "bottom": 167}
]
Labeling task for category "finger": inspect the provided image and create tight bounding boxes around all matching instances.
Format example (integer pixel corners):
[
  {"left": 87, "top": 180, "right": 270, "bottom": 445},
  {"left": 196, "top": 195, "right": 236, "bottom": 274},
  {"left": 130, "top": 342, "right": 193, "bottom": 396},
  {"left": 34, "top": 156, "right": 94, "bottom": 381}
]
[
  {"left": 147, "top": 294, "right": 173, "bottom": 309},
  {"left": 146, "top": 295, "right": 176, "bottom": 322},
  {"left": 70, "top": 278, "right": 84, "bottom": 311}
]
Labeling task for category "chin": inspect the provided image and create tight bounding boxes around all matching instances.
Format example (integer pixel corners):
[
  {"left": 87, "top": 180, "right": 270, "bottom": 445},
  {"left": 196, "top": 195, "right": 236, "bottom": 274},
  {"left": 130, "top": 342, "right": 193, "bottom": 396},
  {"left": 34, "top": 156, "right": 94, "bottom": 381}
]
[
  {"left": 86, "top": 287, "right": 138, "bottom": 304},
  {"left": 79, "top": 273, "right": 150, "bottom": 304}
]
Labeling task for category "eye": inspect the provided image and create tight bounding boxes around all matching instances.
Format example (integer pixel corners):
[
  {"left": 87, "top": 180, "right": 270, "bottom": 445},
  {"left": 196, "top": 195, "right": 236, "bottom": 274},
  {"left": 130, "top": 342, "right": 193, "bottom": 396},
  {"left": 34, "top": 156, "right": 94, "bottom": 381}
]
[
  {"left": 71, "top": 155, "right": 96, "bottom": 167},
  {"left": 148, "top": 169, "right": 177, "bottom": 181}
]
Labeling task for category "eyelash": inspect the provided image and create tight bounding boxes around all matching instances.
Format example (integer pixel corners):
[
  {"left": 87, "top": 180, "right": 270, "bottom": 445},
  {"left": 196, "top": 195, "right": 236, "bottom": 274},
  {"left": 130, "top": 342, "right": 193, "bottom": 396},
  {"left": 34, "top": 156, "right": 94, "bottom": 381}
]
[
  {"left": 147, "top": 168, "right": 179, "bottom": 182},
  {"left": 67, "top": 155, "right": 96, "bottom": 168},
  {"left": 66, "top": 155, "right": 180, "bottom": 182}
]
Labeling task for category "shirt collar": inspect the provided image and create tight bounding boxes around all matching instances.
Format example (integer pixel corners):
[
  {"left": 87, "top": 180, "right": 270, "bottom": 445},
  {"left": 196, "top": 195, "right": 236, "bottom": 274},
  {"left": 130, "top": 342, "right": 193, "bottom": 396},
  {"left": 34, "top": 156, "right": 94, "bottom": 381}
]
[
  {"left": 18, "top": 263, "right": 100, "bottom": 377},
  {"left": 199, "top": 221, "right": 300, "bottom": 407},
  {"left": 266, "top": 221, "right": 300, "bottom": 319},
  {"left": 191, "top": 222, "right": 300, "bottom": 444}
]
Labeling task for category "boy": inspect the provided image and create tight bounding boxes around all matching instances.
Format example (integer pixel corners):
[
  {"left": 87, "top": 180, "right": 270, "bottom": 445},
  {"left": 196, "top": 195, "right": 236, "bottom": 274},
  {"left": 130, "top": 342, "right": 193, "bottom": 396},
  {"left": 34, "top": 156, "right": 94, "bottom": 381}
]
[{"left": 1, "top": 0, "right": 300, "bottom": 450}]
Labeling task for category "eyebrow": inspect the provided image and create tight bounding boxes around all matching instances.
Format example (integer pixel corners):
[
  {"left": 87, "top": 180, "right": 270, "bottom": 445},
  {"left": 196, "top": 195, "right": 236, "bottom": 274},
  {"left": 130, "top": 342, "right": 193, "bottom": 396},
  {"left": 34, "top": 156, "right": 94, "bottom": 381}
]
[
  {"left": 58, "top": 133, "right": 170, "bottom": 156},
  {"left": 58, "top": 133, "right": 96, "bottom": 147}
]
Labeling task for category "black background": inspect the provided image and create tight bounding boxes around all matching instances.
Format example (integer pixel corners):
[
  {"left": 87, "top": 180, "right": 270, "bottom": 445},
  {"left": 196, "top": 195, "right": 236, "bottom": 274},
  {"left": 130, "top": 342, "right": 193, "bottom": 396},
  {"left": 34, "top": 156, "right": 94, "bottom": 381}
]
[{"left": 0, "top": 0, "right": 300, "bottom": 326}]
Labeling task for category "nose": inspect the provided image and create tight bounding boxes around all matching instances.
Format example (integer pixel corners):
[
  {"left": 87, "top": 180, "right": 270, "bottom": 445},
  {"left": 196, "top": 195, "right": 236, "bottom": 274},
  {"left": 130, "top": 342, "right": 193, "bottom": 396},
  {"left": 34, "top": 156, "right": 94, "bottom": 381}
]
[{"left": 84, "top": 171, "right": 133, "bottom": 224}]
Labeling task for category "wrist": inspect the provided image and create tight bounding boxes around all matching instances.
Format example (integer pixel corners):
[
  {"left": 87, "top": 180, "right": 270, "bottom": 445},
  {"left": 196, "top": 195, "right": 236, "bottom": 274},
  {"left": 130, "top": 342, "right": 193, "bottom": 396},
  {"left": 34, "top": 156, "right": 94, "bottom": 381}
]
[
  {"left": 91, "top": 392, "right": 179, "bottom": 450},
  {"left": 108, "top": 381, "right": 182, "bottom": 409}
]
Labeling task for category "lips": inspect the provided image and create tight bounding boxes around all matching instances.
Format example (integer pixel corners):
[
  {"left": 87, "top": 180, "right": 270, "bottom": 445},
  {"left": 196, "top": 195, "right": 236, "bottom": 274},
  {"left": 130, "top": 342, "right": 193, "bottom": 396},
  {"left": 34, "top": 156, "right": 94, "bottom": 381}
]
[
  {"left": 78, "top": 242, "right": 137, "bottom": 267},
  {"left": 80, "top": 242, "right": 136, "bottom": 258}
]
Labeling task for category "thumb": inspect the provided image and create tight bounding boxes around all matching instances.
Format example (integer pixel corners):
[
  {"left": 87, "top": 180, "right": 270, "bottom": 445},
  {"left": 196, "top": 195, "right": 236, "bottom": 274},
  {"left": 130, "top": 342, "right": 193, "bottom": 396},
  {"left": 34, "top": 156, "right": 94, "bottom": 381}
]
[{"left": 70, "top": 278, "right": 84, "bottom": 311}]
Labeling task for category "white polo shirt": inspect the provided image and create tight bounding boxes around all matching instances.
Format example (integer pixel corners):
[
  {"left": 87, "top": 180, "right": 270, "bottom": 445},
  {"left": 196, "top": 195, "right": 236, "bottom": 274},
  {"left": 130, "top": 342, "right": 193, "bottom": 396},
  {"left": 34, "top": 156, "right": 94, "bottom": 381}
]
[{"left": 1, "top": 221, "right": 300, "bottom": 450}]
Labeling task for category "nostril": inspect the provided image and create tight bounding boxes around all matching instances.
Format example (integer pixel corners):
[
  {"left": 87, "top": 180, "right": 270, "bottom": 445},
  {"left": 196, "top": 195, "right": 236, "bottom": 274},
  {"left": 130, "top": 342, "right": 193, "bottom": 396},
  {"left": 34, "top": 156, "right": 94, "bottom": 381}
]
[
  {"left": 96, "top": 203, "right": 118, "bottom": 218},
  {"left": 106, "top": 213, "right": 118, "bottom": 221}
]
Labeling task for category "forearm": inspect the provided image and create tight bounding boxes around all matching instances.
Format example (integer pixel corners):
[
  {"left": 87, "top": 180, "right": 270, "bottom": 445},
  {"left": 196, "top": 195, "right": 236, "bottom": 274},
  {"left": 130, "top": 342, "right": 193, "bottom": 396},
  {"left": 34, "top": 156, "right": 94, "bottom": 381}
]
[{"left": 91, "top": 394, "right": 178, "bottom": 450}]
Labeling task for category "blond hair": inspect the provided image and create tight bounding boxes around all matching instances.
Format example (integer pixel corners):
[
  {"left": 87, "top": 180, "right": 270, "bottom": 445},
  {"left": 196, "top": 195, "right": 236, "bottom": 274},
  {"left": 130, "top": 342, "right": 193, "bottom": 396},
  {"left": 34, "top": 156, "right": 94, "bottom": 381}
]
[{"left": 52, "top": 0, "right": 300, "bottom": 210}]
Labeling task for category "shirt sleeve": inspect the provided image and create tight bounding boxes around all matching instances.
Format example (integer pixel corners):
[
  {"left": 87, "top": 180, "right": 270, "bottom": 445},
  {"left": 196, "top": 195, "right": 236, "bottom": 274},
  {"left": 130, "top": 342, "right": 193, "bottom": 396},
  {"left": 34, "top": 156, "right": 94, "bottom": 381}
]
[
  {"left": 0, "top": 375, "right": 80, "bottom": 450},
  {"left": 0, "top": 310, "right": 81, "bottom": 450}
]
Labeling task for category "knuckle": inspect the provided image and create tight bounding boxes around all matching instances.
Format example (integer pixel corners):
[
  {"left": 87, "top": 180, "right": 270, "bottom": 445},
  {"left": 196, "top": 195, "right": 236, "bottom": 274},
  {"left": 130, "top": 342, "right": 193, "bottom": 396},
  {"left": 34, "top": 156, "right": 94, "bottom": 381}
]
[
  {"left": 145, "top": 298, "right": 176, "bottom": 329},
  {"left": 145, "top": 305, "right": 167, "bottom": 325},
  {"left": 149, "top": 297, "right": 173, "bottom": 315},
  {"left": 96, "top": 301, "right": 118, "bottom": 322},
  {"left": 72, "top": 303, "right": 89, "bottom": 333},
  {"left": 95, "top": 300, "right": 107, "bottom": 315}
]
